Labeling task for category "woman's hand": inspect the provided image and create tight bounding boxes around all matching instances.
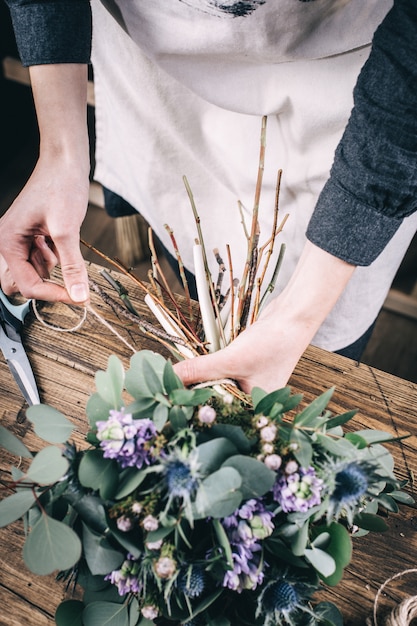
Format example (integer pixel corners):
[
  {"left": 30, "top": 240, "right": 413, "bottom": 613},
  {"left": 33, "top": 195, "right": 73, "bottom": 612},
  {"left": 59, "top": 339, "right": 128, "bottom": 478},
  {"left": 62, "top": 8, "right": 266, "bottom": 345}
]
[
  {"left": 174, "top": 242, "right": 356, "bottom": 393},
  {"left": 0, "top": 63, "right": 91, "bottom": 304}
]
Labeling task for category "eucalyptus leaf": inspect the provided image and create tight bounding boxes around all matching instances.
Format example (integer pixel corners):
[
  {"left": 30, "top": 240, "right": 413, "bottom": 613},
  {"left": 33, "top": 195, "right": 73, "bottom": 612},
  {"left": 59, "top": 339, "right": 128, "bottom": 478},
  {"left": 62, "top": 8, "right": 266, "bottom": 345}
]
[
  {"left": 142, "top": 359, "right": 164, "bottom": 395},
  {"left": 125, "top": 351, "right": 166, "bottom": 398},
  {"left": 194, "top": 467, "right": 242, "bottom": 519},
  {"left": 377, "top": 493, "right": 399, "bottom": 513},
  {"left": 26, "top": 446, "right": 69, "bottom": 484},
  {"left": 390, "top": 490, "right": 415, "bottom": 505},
  {"left": 26, "top": 404, "right": 74, "bottom": 443},
  {"left": 222, "top": 455, "right": 275, "bottom": 499},
  {"left": 125, "top": 397, "right": 157, "bottom": 420},
  {"left": 212, "top": 518, "right": 234, "bottom": 568},
  {"left": 305, "top": 546, "right": 336, "bottom": 577},
  {"left": 83, "top": 585, "right": 125, "bottom": 607},
  {"left": 78, "top": 450, "right": 119, "bottom": 500},
  {"left": 23, "top": 514, "right": 82, "bottom": 574},
  {"left": 197, "top": 438, "right": 237, "bottom": 475},
  {"left": 315, "top": 601, "right": 344, "bottom": 626},
  {"left": 313, "top": 522, "right": 352, "bottom": 586},
  {"left": 0, "top": 424, "right": 32, "bottom": 458},
  {"left": 325, "top": 410, "right": 357, "bottom": 430},
  {"left": 344, "top": 433, "right": 368, "bottom": 449},
  {"left": 55, "top": 600, "right": 85, "bottom": 626},
  {"left": 115, "top": 467, "right": 150, "bottom": 499},
  {"left": 83, "top": 601, "right": 129, "bottom": 626},
  {"left": 153, "top": 402, "right": 169, "bottom": 431},
  {"left": 169, "top": 388, "right": 213, "bottom": 406},
  {"left": 95, "top": 355, "right": 125, "bottom": 407},
  {"left": 82, "top": 523, "right": 124, "bottom": 575},
  {"left": 290, "top": 521, "right": 309, "bottom": 556},
  {"left": 291, "top": 430, "right": 313, "bottom": 467},
  {"left": 353, "top": 512, "right": 389, "bottom": 532},
  {"left": 0, "top": 490, "right": 36, "bottom": 527},
  {"left": 208, "top": 424, "right": 251, "bottom": 454},
  {"left": 86, "top": 392, "right": 113, "bottom": 428},
  {"left": 163, "top": 359, "right": 183, "bottom": 393},
  {"left": 316, "top": 433, "right": 357, "bottom": 457},
  {"left": 168, "top": 405, "right": 189, "bottom": 432}
]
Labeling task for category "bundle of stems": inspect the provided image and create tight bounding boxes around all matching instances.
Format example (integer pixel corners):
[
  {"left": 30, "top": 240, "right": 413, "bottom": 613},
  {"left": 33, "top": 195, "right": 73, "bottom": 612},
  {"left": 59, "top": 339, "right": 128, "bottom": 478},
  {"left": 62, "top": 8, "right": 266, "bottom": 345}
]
[{"left": 82, "top": 116, "right": 288, "bottom": 388}]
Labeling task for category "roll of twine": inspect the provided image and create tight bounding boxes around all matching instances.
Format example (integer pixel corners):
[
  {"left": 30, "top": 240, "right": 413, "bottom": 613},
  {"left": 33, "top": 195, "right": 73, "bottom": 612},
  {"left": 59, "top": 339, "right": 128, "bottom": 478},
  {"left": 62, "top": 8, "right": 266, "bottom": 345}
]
[{"left": 367, "top": 569, "right": 417, "bottom": 626}]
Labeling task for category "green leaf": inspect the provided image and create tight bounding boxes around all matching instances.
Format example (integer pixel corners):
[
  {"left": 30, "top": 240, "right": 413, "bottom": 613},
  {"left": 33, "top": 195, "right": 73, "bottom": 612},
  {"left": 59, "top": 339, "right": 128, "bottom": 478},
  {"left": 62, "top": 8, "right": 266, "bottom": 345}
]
[
  {"left": 212, "top": 518, "right": 234, "bottom": 568},
  {"left": 125, "top": 397, "right": 157, "bottom": 420},
  {"left": 390, "top": 490, "right": 415, "bottom": 505},
  {"left": 194, "top": 467, "right": 242, "bottom": 519},
  {"left": 0, "top": 490, "right": 36, "bottom": 527},
  {"left": 304, "top": 546, "right": 336, "bottom": 578},
  {"left": 168, "top": 405, "right": 188, "bottom": 431},
  {"left": 23, "top": 514, "right": 82, "bottom": 574},
  {"left": 153, "top": 402, "right": 169, "bottom": 431},
  {"left": 344, "top": 433, "right": 368, "bottom": 449},
  {"left": 0, "top": 424, "right": 32, "bottom": 458},
  {"left": 26, "top": 446, "right": 69, "bottom": 484},
  {"left": 142, "top": 358, "right": 164, "bottom": 395},
  {"left": 290, "top": 521, "right": 309, "bottom": 556},
  {"left": 316, "top": 433, "right": 357, "bottom": 457},
  {"left": 377, "top": 493, "right": 399, "bottom": 513},
  {"left": 353, "top": 512, "right": 389, "bottom": 532},
  {"left": 325, "top": 409, "right": 358, "bottom": 430},
  {"left": 82, "top": 523, "right": 124, "bottom": 575},
  {"left": 291, "top": 430, "right": 313, "bottom": 467},
  {"left": 222, "top": 455, "right": 276, "bottom": 499},
  {"left": 253, "top": 388, "right": 287, "bottom": 416},
  {"left": 354, "top": 429, "right": 399, "bottom": 444},
  {"left": 95, "top": 355, "right": 125, "bottom": 407},
  {"left": 169, "top": 388, "right": 213, "bottom": 406},
  {"left": 125, "top": 351, "right": 166, "bottom": 398},
  {"left": 315, "top": 523, "right": 352, "bottom": 586},
  {"left": 209, "top": 424, "right": 251, "bottom": 454},
  {"left": 115, "top": 468, "right": 149, "bottom": 500},
  {"left": 78, "top": 450, "right": 119, "bottom": 500},
  {"left": 86, "top": 393, "right": 113, "bottom": 428},
  {"left": 251, "top": 387, "right": 267, "bottom": 407},
  {"left": 197, "top": 438, "right": 237, "bottom": 475},
  {"left": 26, "top": 404, "right": 74, "bottom": 443},
  {"left": 55, "top": 600, "right": 85, "bottom": 626},
  {"left": 83, "top": 601, "right": 129, "bottom": 626},
  {"left": 315, "top": 601, "right": 344, "bottom": 626},
  {"left": 163, "top": 360, "right": 183, "bottom": 393},
  {"left": 294, "top": 387, "right": 334, "bottom": 427}
]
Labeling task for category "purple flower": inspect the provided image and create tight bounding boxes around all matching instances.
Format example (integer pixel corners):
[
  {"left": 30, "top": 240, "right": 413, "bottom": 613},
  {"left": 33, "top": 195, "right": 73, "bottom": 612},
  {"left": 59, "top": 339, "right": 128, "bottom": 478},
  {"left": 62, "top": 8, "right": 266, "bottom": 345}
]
[
  {"left": 220, "top": 499, "right": 274, "bottom": 592},
  {"left": 273, "top": 465, "right": 323, "bottom": 513},
  {"left": 96, "top": 408, "right": 157, "bottom": 469},
  {"left": 105, "top": 554, "right": 142, "bottom": 596}
]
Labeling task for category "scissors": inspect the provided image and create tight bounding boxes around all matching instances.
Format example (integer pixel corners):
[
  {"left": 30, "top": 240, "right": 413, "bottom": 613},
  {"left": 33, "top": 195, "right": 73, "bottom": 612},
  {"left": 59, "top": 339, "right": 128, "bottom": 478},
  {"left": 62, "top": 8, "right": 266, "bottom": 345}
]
[{"left": 0, "top": 289, "right": 40, "bottom": 405}]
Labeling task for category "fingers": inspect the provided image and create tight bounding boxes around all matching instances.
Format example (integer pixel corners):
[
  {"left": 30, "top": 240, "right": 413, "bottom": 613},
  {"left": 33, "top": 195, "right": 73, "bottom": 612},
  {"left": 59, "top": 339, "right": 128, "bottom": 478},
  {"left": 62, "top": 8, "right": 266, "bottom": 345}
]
[{"left": 53, "top": 232, "right": 90, "bottom": 303}]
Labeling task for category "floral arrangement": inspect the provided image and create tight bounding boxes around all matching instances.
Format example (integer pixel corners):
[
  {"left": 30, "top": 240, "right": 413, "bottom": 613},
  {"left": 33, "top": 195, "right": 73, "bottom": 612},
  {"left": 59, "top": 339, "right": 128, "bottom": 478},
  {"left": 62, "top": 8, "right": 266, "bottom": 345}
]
[
  {"left": 0, "top": 349, "right": 413, "bottom": 626},
  {"left": 0, "top": 117, "right": 414, "bottom": 626}
]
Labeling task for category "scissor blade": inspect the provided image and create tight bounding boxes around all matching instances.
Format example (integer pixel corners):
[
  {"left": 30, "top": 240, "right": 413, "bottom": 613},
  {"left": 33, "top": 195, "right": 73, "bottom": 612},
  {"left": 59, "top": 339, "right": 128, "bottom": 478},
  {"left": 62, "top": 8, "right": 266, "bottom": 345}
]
[{"left": 0, "top": 329, "right": 40, "bottom": 405}]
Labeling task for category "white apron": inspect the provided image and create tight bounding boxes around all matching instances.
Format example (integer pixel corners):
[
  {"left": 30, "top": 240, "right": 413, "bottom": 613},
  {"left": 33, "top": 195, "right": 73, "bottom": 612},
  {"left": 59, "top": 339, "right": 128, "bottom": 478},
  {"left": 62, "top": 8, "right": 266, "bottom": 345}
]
[{"left": 91, "top": 0, "right": 417, "bottom": 351}]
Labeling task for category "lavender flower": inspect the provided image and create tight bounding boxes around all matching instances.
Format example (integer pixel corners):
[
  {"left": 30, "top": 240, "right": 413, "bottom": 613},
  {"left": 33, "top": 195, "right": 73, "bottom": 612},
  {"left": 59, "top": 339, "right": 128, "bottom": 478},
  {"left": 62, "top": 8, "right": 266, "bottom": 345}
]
[
  {"left": 221, "top": 499, "right": 274, "bottom": 592},
  {"left": 105, "top": 553, "right": 142, "bottom": 596},
  {"left": 273, "top": 465, "right": 323, "bottom": 513},
  {"left": 96, "top": 408, "right": 157, "bottom": 469}
]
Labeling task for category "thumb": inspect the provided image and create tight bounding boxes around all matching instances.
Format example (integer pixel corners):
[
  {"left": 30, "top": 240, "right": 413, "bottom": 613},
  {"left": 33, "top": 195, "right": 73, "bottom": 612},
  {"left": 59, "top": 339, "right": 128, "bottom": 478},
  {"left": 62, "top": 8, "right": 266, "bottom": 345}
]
[
  {"left": 58, "top": 239, "right": 90, "bottom": 304},
  {"left": 173, "top": 352, "right": 230, "bottom": 387}
]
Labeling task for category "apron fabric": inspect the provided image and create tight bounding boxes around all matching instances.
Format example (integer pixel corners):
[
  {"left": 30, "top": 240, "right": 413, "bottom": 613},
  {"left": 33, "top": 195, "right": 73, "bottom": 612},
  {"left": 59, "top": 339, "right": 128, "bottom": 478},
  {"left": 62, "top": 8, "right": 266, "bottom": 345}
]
[{"left": 91, "top": 0, "right": 417, "bottom": 351}]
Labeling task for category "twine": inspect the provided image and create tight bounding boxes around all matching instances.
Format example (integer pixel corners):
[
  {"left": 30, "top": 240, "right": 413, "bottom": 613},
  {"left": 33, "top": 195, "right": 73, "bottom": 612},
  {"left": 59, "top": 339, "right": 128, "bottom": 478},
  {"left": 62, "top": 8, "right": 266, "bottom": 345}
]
[
  {"left": 367, "top": 569, "right": 417, "bottom": 626},
  {"left": 33, "top": 298, "right": 137, "bottom": 354}
]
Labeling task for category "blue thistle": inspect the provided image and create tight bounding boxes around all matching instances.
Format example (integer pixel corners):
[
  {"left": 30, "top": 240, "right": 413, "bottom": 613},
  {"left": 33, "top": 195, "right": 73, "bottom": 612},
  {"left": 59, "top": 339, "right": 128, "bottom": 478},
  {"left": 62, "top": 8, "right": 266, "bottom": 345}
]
[
  {"left": 256, "top": 576, "right": 317, "bottom": 626},
  {"left": 177, "top": 565, "right": 206, "bottom": 598},
  {"left": 326, "top": 459, "right": 380, "bottom": 524},
  {"left": 160, "top": 447, "right": 202, "bottom": 523}
]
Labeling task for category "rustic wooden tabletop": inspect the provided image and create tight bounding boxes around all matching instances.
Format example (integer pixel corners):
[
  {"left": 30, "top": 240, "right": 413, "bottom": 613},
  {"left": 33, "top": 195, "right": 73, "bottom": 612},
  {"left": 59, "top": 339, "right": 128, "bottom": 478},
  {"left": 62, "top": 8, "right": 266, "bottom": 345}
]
[{"left": 0, "top": 263, "right": 416, "bottom": 626}]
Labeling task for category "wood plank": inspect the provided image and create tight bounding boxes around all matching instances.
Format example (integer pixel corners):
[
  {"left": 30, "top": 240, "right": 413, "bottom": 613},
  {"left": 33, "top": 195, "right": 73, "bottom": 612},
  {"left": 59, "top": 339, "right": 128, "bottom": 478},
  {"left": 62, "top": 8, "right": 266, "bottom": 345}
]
[{"left": 0, "top": 262, "right": 416, "bottom": 625}]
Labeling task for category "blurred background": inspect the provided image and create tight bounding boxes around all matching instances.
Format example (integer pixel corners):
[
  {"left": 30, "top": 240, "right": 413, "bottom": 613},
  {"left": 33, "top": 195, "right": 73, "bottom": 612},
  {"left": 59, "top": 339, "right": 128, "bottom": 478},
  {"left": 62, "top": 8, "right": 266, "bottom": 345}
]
[{"left": 1, "top": 3, "right": 416, "bottom": 384}]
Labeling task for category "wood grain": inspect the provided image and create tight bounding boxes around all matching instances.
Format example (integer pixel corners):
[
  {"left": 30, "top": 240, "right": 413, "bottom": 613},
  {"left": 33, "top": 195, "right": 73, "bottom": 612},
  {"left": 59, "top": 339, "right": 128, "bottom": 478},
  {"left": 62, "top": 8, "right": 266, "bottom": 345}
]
[{"left": 0, "top": 262, "right": 416, "bottom": 626}]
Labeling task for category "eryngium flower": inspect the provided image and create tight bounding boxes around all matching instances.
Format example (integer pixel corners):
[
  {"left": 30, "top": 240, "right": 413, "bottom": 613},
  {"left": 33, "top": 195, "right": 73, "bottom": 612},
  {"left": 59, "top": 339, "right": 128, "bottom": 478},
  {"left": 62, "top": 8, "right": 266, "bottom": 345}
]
[
  {"left": 161, "top": 448, "right": 201, "bottom": 520},
  {"left": 96, "top": 408, "right": 157, "bottom": 469},
  {"left": 273, "top": 465, "right": 323, "bottom": 513},
  {"left": 177, "top": 565, "right": 206, "bottom": 598},
  {"left": 326, "top": 459, "right": 380, "bottom": 524},
  {"left": 256, "top": 576, "right": 316, "bottom": 626}
]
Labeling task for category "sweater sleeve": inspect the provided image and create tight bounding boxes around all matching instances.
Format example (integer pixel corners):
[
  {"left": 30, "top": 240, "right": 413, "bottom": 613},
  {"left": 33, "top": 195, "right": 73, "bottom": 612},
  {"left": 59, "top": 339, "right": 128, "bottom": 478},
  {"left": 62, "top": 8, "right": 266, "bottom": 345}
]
[
  {"left": 4, "top": 0, "right": 92, "bottom": 66},
  {"left": 306, "top": 0, "right": 417, "bottom": 266}
]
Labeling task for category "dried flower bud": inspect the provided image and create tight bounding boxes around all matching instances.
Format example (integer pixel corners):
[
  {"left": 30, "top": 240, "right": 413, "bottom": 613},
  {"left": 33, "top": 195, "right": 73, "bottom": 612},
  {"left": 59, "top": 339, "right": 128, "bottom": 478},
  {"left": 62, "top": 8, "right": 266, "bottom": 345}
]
[
  {"left": 285, "top": 460, "right": 298, "bottom": 474},
  {"left": 260, "top": 424, "right": 277, "bottom": 443},
  {"left": 256, "top": 416, "right": 269, "bottom": 428},
  {"left": 264, "top": 454, "right": 282, "bottom": 470},
  {"left": 116, "top": 515, "right": 133, "bottom": 532},
  {"left": 131, "top": 502, "right": 143, "bottom": 514},
  {"left": 198, "top": 405, "right": 216, "bottom": 425},
  {"left": 154, "top": 556, "right": 177, "bottom": 579},
  {"left": 146, "top": 539, "right": 163, "bottom": 551},
  {"left": 262, "top": 443, "right": 274, "bottom": 455},
  {"left": 141, "top": 605, "right": 159, "bottom": 620},
  {"left": 142, "top": 514, "right": 159, "bottom": 531}
]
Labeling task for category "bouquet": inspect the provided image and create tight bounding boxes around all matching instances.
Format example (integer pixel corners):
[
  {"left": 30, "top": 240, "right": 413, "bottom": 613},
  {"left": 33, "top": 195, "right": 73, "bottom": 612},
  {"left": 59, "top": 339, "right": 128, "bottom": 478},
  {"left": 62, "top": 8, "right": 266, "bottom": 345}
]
[{"left": 0, "top": 349, "right": 411, "bottom": 626}]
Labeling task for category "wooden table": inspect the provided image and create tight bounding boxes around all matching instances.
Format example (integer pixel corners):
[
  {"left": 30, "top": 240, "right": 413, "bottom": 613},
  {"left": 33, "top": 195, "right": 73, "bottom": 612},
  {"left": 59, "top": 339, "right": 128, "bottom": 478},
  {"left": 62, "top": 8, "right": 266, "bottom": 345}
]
[{"left": 0, "top": 263, "right": 416, "bottom": 626}]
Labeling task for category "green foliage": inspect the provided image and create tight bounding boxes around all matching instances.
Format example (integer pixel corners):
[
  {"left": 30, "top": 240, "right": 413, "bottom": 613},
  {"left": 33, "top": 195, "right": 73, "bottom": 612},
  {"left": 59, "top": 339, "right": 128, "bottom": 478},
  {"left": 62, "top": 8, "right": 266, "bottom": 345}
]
[{"left": 0, "top": 349, "right": 412, "bottom": 626}]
